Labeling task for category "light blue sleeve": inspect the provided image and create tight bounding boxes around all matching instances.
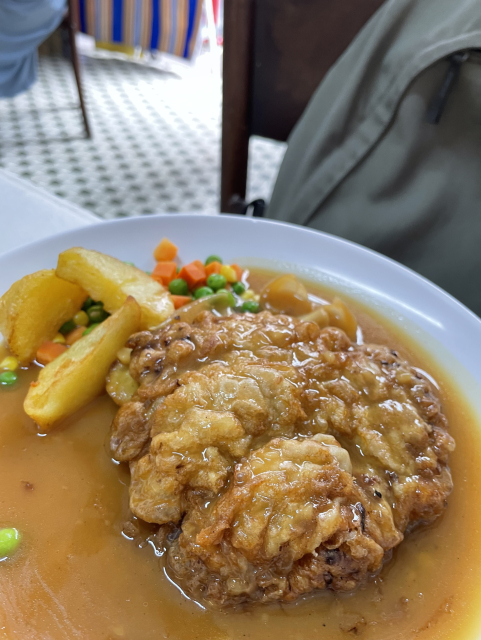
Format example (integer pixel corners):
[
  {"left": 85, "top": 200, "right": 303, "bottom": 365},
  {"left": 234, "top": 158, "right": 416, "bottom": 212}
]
[{"left": 0, "top": 0, "right": 67, "bottom": 98}]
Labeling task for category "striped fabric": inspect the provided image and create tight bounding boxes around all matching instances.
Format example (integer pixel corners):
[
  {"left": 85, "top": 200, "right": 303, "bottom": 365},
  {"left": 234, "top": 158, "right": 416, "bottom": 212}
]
[{"left": 74, "top": 0, "right": 202, "bottom": 59}]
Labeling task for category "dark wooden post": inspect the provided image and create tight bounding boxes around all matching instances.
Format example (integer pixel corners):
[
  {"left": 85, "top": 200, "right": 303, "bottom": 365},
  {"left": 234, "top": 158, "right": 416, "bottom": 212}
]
[{"left": 220, "top": 0, "right": 254, "bottom": 212}]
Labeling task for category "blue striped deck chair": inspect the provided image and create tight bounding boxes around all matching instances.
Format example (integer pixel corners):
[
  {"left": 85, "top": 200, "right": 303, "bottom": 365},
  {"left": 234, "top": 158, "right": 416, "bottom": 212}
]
[{"left": 74, "top": 0, "right": 202, "bottom": 60}]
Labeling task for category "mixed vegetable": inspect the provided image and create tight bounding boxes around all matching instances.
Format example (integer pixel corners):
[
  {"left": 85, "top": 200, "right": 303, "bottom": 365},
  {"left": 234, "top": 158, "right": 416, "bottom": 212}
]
[
  {"left": 0, "top": 355, "right": 18, "bottom": 386},
  {"left": 34, "top": 297, "right": 111, "bottom": 366},
  {"left": 149, "top": 237, "right": 258, "bottom": 313}
]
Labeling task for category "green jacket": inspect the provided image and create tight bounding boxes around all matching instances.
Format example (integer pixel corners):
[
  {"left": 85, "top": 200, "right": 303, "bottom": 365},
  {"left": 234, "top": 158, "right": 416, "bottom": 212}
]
[{"left": 267, "top": 0, "right": 481, "bottom": 314}]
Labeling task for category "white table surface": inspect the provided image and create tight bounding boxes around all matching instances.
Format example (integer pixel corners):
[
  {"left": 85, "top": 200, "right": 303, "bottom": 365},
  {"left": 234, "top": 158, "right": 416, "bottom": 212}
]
[
  {"left": 0, "top": 169, "right": 219, "bottom": 257},
  {"left": 0, "top": 169, "right": 99, "bottom": 256}
]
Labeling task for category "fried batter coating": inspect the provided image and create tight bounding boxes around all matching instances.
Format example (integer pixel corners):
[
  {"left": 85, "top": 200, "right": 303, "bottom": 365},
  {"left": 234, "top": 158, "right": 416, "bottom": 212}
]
[
  {"left": 170, "top": 435, "right": 401, "bottom": 603},
  {"left": 111, "top": 310, "right": 455, "bottom": 607}
]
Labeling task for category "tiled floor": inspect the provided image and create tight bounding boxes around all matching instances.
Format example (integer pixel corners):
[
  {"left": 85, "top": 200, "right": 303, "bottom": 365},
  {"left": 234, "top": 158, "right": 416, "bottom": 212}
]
[{"left": 0, "top": 53, "right": 286, "bottom": 219}]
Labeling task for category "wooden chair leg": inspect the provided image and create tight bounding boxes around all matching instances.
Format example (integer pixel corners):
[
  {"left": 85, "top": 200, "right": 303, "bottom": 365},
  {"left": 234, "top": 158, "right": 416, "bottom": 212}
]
[{"left": 65, "top": 0, "right": 91, "bottom": 138}]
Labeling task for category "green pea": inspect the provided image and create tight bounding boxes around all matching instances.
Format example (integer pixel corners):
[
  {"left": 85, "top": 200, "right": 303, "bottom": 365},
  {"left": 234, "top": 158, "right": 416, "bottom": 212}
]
[
  {"left": 73, "top": 310, "right": 89, "bottom": 327},
  {"left": 145, "top": 270, "right": 152, "bottom": 276},
  {"left": 87, "top": 305, "right": 109, "bottom": 324},
  {"left": 124, "top": 261, "right": 135, "bottom": 267},
  {"left": 59, "top": 319, "right": 76, "bottom": 335},
  {"left": 169, "top": 278, "right": 190, "bottom": 296},
  {"left": 205, "top": 255, "right": 223, "bottom": 266},
  {"left": 232, "top": 282, "right": 246, "bottom": 295},
  {"left": 81, "top": 296, "right": 95, "bottom": 311},
  {"left": 242, "top": 301, "right": 260, "bottom": 313},
  {"left": 206, "top": 274, "right": 227, "bottom": 291},
  {"left": 194, "top": 286, "right": 214, "bottom": 299},
  {"left": 0, "top": 528, "right": 21, "bottom": 557},
  {"left": 216, "top": 289, "right": 235, "bottom": 307},
  {"left": 83, "top": 323, "right": 100, "bottom": 336},
  {"left": 0, "top": 371, "right": 17, "bottom": 386}
]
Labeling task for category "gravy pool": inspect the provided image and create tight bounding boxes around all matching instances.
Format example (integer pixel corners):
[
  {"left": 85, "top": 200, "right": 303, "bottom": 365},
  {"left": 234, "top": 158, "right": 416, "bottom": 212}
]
[{"left": 1, "top": 270, "right": 481, "bottom": 640}]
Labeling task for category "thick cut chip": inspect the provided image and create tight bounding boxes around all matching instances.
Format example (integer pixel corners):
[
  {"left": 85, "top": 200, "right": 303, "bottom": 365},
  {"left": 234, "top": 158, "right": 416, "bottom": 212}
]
[
  {"left": 56, "top": 247, "right": 174, "bottom": 329},
  {"left": 24, "top": 297, "right": 141, "bottom": 431},
  {"left": 0, "top": 269, "right": 86, "bottom": 364}
]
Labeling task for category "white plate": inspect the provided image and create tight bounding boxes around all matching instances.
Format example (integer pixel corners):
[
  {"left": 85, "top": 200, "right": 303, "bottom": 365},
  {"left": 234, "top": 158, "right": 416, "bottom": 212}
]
[{"left": 1, "top": 213, "right": 480, "bottom": 416}]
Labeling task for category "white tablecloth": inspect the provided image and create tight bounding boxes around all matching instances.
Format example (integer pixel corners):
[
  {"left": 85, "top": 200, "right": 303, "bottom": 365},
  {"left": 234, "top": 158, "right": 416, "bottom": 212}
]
[{"left": 0, "top": 169, "right": 99, "bottom": 256}]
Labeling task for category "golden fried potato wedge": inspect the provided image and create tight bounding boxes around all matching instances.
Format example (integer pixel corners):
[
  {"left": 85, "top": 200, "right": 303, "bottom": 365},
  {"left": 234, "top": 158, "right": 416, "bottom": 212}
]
[
  {"left": 300, "top": 298, "right": 358, "bottom": 341},
  {"left": 0, "top": 270, "right": 86, "bottom": 364},
  {"left": 24, "top": 297, "right": 141, "bottom": 431},
  {"left": 326, "top": 297, "right": 358, "bottom": 341},
  {"left": 56, "top": 247, "right": 173, "bottom": 330},
  {"left": 260, "top": 274, "right": 312, "bottom": 316},
  {"left": 106, "top": 361, "right": 139, "bottom": 406}
]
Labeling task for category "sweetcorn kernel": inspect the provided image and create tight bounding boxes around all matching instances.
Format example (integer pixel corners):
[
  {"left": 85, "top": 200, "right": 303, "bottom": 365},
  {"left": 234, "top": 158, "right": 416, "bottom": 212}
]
[
  {"left": 52, "top": 333, "right": 66, "bottom": 344},
  {"left": 0, "top": 356, "right": 19, "bottom": 371},
  {"left": 220, "top": 265, "right": 237, "bottom": 283},
  {"left": 241, "top": 290, "right": 260, "bottom": 302}
]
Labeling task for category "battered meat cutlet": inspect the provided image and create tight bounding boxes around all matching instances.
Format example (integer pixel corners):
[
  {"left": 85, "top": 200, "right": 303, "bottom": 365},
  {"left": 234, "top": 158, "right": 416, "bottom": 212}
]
[{"left": 110, "top": 311, "right": 455, "bottom": 607}]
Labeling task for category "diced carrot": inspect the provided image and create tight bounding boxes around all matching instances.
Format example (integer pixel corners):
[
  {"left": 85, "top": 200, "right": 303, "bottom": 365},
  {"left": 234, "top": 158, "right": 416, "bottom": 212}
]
[
  {"left": 153, "top": 237, "right": 178, "bottom": 262},
  {"left": 231, "top": 264, "right": 244, "bottom": 281},
  {"left": 151, "top": 261, "right": 177, "bottom": 286},
  {"left": 36, "top": 341, "right": 68, "bottom": 365},
  {"left": 205, "top": 261, "right": 222, "bottom": 277},
  {"left": 65, "top": 326, "right": 85, "bottom": 346},
  {"left": 178, "top": 261, "right": 206, "bottom": 290},
  {"left": 171, "top": 294, "right": 192, "bottom": 309}
]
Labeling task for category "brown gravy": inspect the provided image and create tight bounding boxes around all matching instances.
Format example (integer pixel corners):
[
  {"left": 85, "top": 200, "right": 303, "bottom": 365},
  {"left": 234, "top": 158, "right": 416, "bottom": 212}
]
[{"left": 1, "top": 269, "right": 481, "bottom": 640}]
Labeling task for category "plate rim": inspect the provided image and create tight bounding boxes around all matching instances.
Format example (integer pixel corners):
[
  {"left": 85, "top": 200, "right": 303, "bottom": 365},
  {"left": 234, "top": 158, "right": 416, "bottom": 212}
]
[{"left": 1, "top": 212, "right": 479, "bottom": 328}]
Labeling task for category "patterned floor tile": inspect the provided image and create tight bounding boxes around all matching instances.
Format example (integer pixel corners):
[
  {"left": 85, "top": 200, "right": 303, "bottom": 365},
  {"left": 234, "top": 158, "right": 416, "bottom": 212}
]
[{"left": 0, "top": 53, "right": 286, "bottom": 219}]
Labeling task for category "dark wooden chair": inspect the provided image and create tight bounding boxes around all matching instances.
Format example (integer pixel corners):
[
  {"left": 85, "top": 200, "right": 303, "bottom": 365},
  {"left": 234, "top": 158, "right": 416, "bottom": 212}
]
[
  {"left": 61, "top": 0, "right": 91, "bottom": 138},
  {"left": 221, "top": 0, "right": 386, "bottom": 212}
]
